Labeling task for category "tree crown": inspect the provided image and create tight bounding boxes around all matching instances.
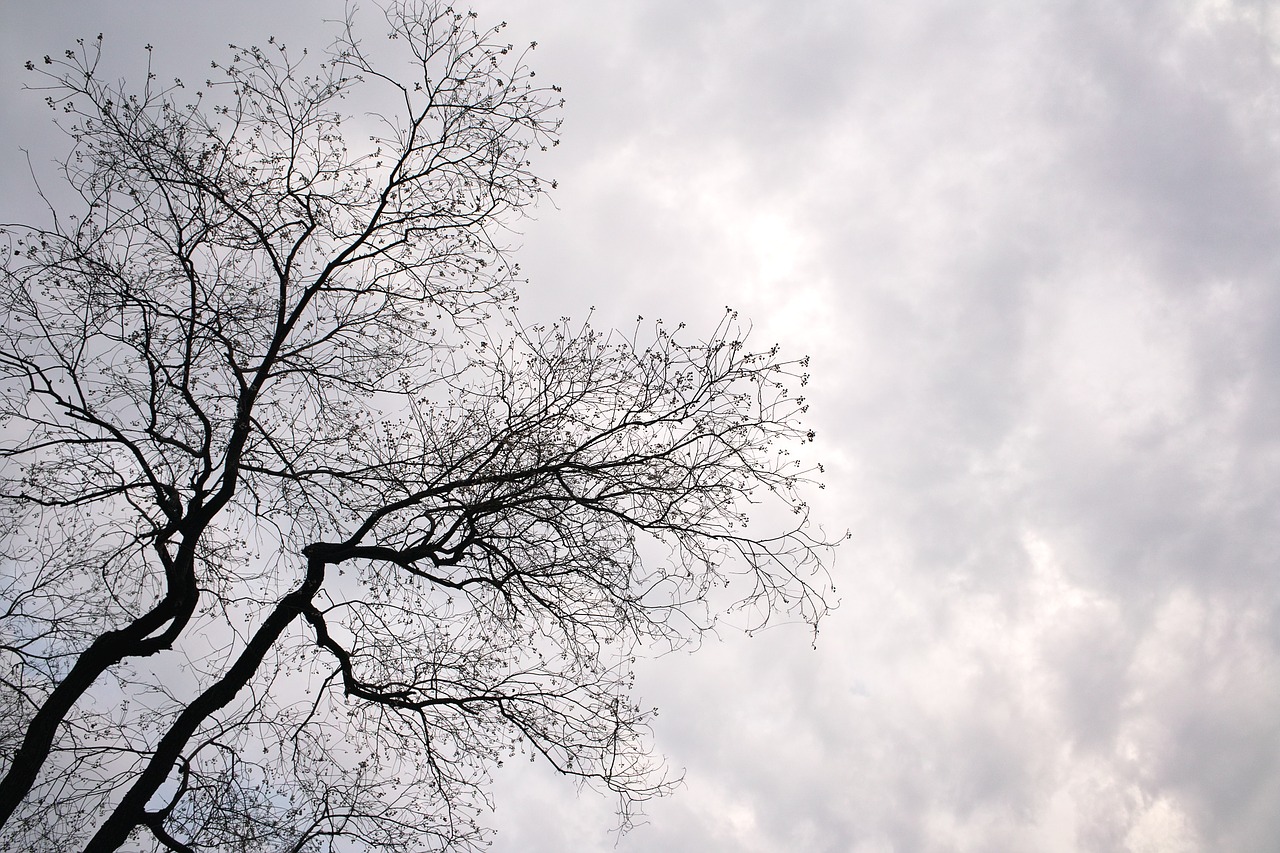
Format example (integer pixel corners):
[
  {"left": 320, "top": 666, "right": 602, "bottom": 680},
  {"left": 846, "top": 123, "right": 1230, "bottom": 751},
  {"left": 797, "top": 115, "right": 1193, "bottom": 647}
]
[{"left": 0, "top": 3, "right": 838, "bottom": 850}]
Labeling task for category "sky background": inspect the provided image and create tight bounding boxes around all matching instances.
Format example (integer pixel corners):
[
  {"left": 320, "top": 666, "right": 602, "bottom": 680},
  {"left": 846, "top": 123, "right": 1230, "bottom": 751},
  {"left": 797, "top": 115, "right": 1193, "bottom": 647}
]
[{"left": 4, "top": 1, "right": 1280, "bottom": 851}]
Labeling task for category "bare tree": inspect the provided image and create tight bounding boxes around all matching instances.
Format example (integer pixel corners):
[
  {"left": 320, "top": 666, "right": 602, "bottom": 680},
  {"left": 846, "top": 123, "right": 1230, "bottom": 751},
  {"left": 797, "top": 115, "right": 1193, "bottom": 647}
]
[{"left": 0, "top": 3, "right": 837, "bottom": 850}]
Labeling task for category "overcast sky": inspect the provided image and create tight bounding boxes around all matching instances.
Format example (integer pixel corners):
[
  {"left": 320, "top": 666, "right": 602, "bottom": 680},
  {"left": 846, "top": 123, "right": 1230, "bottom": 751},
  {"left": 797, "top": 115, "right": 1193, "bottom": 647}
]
[{"left": 5, "top": 1, "right": 1280, "bottom": 851}]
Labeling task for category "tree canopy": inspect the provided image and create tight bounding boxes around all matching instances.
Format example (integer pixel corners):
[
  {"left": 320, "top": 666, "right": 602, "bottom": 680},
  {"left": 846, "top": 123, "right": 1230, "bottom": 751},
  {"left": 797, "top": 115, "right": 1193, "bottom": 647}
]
[{"left": 0, "top": 3, "right": 837, "bottom": 850}]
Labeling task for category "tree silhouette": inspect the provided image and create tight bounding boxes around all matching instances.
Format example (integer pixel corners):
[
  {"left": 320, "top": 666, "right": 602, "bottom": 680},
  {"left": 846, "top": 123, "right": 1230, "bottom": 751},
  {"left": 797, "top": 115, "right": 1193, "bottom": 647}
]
[{"left": 0, "top": 3, "right": 837, "bottom": 850}]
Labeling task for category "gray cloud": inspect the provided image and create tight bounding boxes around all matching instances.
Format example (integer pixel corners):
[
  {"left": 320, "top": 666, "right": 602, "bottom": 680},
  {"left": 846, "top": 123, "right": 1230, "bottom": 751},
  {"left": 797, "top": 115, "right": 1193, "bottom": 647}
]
[{"left": 5, "top": 0, "right": 1280, "bottom": 850}]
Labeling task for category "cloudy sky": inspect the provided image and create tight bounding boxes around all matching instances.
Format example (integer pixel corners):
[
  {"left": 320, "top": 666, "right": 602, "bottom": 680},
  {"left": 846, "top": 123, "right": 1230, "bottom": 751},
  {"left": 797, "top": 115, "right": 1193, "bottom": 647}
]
[{"left": 5, "top": 1, "right": 1280, "bottom": 851}]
